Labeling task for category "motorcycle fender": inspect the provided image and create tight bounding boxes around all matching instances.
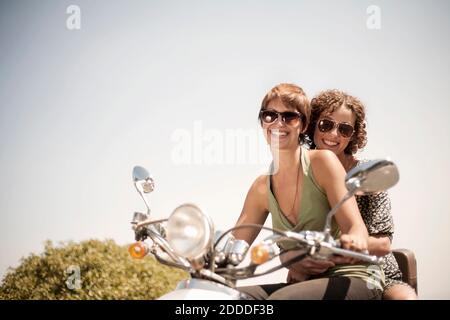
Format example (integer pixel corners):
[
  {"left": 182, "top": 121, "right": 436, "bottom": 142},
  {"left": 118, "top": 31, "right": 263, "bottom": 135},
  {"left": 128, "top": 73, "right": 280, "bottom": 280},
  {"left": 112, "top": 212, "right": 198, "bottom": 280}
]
[{"left": 158, "top": 288, "right": 236, "bottom": 300}]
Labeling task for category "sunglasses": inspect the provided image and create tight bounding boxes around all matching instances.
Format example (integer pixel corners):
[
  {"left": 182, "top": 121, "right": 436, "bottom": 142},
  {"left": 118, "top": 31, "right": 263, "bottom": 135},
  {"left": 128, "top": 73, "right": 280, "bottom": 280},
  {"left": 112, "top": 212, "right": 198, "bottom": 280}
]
[
  {"left": 317, "top": 118, "right": 354, "bottom": 138},
  {"left": 259, "top": 110, "right": 303, "bottom": 125}
]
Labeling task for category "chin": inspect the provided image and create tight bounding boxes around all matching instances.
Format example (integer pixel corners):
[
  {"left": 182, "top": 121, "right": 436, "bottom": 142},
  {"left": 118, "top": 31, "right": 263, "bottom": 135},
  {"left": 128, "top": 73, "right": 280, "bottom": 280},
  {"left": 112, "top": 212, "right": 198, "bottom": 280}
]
[{"left": 269, "top": 141, "right": 295, "bottom": 150}]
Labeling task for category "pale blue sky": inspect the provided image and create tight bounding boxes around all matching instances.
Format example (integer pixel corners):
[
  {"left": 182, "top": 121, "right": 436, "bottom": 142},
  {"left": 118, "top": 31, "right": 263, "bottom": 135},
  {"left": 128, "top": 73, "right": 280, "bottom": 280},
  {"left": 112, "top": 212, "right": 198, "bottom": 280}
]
[{"left": 1, "top": 0, "right": 449, "bottom": 299}]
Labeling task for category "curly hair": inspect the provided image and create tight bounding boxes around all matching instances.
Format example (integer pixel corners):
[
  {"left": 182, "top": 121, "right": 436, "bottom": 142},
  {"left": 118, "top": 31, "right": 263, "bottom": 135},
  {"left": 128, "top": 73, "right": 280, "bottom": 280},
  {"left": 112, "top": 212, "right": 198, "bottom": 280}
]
[
  {"left": 259, "top": 83, "right": 310, "bottom": 145},
  {"left": 306, "top": 89, "right": 367, "bottom": 155}
]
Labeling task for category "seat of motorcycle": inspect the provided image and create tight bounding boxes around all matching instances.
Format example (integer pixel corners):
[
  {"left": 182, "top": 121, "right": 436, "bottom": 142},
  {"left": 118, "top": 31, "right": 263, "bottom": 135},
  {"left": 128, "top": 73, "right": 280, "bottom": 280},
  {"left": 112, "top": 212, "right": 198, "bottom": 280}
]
[{"left": 392, "top": 248, "right": 418, "bottom": 294}]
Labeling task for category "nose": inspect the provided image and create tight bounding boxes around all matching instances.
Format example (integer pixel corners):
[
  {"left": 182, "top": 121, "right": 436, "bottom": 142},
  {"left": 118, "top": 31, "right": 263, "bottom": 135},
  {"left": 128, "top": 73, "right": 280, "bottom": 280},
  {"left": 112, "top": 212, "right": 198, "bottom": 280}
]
[
  {"left": 273, "top": 116, "right": 286, "bottom": 127},
  {"left": 328, "top": 125, "right": 339, "bottom": 137}
]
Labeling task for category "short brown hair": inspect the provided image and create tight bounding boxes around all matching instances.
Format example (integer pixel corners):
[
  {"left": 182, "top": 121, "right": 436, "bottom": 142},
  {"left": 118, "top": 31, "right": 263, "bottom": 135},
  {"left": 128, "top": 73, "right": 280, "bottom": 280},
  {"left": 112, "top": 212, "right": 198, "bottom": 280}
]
[
  {"left": 259, "top": 83, "right": 310, "bottom": 144},
  {"left": 306, "top": 89, "right": 367, "bottom": 154}
]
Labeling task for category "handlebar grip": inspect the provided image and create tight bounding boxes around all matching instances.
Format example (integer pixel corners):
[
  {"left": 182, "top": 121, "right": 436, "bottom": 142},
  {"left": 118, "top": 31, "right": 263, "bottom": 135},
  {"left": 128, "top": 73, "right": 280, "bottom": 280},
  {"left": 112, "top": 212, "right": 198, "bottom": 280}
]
[{"left": 329, "top": 246, "right": 383, "bottom": 264}]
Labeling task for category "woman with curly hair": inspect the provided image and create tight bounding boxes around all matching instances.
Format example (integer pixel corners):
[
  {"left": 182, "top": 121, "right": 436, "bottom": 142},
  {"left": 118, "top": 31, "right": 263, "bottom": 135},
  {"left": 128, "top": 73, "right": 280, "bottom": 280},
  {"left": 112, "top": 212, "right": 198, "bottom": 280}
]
[{"left": 303, "top": 89, "right": 417, "bottom": 300}]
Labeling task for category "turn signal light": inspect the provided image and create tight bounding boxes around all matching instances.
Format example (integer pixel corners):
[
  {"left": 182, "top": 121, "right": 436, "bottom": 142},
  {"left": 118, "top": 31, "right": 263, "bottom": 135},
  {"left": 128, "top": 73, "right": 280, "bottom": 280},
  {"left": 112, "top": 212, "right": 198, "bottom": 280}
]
[
  {"left": 250, "top": 244, "right": 271, "bottom": 265},
  {"left": 128, "top": 242, "right": 149, "bottom": 259}
]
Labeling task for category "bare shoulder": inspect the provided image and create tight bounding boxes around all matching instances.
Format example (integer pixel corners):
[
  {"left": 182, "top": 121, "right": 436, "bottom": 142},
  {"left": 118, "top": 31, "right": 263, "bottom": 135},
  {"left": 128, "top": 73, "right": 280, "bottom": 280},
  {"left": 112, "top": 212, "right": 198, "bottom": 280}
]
[
  {"left": 308, "top": 149, "right": 345, "bottom": 188},
  {"left": 246, "top": 174, "right": 269, "bottom": 211},
  {"left": 309, "top": 149, "right": 338, "bottom": 164},
  {"left": 250, "top": 174, "right": 269, "bottom": 197},
  {"left": 309, "top": 149, "right": 341, "bottom": 171}
]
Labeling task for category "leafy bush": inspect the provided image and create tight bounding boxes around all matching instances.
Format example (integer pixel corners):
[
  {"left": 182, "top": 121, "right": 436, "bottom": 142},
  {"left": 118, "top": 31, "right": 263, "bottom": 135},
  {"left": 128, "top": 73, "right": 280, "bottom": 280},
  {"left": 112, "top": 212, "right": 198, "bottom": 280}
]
[{"left": 0, "top": 239, "right": 188, "bottom": 299}]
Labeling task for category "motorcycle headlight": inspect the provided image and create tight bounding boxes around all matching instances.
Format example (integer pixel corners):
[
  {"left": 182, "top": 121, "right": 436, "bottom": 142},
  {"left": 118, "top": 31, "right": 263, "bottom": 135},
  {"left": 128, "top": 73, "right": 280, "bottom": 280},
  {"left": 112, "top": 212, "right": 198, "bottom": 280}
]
[{"left": 166, "top": 203, "right": 214, "bottom": 260}]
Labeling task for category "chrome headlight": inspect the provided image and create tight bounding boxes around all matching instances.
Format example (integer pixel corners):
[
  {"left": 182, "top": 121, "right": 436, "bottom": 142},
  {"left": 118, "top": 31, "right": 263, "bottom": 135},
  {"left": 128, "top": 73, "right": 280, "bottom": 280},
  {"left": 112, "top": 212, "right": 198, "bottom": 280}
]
[{"left": 166, "top": 203, "right": 214, "bottom": 260}]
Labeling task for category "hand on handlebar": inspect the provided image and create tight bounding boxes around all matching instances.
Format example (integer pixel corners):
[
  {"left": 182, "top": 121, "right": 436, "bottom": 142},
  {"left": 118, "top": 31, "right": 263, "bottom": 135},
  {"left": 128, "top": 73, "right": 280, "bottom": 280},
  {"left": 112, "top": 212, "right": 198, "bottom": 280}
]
[
  {"left": 339, "top": 233, "right": 368, "bottom": 252},
  {"left": 334, "top": 234, "right": 369, "bottom": 264}
]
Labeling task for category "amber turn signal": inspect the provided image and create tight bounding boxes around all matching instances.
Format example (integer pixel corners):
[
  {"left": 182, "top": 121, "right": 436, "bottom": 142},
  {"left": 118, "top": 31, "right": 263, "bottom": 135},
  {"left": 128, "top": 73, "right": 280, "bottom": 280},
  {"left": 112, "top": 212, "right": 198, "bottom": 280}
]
[
  {"left": 250, "top": 244, "right": 271, "bottom": 265},
  {"left": 128, "top": 242, "right": 148, "bottom": 259}
]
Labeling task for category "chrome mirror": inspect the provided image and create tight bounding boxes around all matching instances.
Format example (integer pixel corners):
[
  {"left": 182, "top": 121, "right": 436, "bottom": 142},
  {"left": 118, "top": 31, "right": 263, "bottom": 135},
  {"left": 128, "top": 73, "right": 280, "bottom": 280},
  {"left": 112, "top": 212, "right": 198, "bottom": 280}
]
[
  {"left": 323, "top": 159, "right": 399, "bottom": 240},
  {"left": 132, "top": 166, "right": 154, "bottom": 215},
  {"left": 345, "top": 159, "right": 399, "bottom": 195}
]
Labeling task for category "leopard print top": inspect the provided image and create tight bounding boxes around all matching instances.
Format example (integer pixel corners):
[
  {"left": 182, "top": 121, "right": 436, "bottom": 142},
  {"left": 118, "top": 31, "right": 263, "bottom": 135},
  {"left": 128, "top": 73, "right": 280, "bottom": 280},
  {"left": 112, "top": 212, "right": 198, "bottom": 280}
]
[{"left": 355, "top": 160, "right": 404, "bottom": 289}]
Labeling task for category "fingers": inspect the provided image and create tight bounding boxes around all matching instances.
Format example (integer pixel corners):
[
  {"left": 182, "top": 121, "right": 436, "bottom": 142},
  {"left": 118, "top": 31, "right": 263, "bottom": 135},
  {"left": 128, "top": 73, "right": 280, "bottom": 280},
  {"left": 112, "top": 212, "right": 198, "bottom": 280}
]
[
  {"left": 313, "top": 260, "right": 335, "bottom": 269},
  {"left": 338, "top": 234, "right": 370, "bottom": 264},
  {"left": 339, "top": 234, "right": 353, "bottom": 250},
  {"left": 309, "top": 267, "right": 331, "bottom": 274},
  {"left": 329, "top": 255, "right": 353, "bottom": 265},
  {"left": 291, "top": 257, "right": 335, "bottom": 275},
  {"left": 302, "top": 257, "right": 335, "bottom": 269},
  {"left": 287, "top": 269, "right": 308, "bottom": 283},
  {"left": 340, "top": 234, "right": 368, "bottom": 252},
  {"left": 292, "top": 265, "right": 329, "bottom": 275}
]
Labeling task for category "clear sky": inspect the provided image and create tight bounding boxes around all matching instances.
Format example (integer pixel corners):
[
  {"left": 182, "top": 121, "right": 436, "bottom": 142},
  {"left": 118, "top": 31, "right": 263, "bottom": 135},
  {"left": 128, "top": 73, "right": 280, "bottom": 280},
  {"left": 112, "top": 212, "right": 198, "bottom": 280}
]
[{"left": 1, "top": 0, "right": 449, "bottom": 299}]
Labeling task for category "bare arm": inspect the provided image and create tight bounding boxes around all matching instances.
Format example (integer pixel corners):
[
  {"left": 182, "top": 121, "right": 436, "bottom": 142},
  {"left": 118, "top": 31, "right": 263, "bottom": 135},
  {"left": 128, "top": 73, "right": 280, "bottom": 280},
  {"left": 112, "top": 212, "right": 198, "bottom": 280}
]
[
  {"left": 310, "top": 150, "right": 368, "bottom": 251},
  {"left": 329, "top": 235, "right": 391, "bottom": 265},
  {"left": 283, "top": 150, "right": 370, "bottom": 281},
  {"left": 232, "top": 176, "right": 269, "bottom": 246},
  {"left": 368, "top": 235, "right": 391, "bottom": 256}
]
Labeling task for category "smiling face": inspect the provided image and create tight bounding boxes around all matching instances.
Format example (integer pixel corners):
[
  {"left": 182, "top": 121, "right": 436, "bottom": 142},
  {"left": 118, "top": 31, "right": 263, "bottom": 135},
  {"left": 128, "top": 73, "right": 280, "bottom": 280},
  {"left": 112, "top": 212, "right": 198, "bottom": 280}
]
[
  {"left": 313, "top": 105, "right": 356, "bottom": 157},
  {"left": 262, "top": 97, "right": 304, "bottom": 150},
  {"left": 308, "top": 89, "right": 367, "bottom": 155}
]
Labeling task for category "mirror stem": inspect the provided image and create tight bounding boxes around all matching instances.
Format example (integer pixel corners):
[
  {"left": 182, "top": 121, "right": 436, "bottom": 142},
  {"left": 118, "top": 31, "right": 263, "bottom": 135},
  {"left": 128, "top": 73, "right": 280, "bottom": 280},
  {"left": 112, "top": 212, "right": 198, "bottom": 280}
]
[{"left": 141, "top": 194, "right": 151, "bottom": 215}]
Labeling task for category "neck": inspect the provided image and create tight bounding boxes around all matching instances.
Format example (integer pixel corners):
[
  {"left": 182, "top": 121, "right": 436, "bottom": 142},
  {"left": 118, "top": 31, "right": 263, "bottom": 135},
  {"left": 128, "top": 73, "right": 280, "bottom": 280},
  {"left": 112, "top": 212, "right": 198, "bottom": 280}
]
[
  {"left": 271, "top": 146, "right": 301, "bottom": 175},
  {"left": 337, "top": 153, "right": 356, "bottom": 172}
]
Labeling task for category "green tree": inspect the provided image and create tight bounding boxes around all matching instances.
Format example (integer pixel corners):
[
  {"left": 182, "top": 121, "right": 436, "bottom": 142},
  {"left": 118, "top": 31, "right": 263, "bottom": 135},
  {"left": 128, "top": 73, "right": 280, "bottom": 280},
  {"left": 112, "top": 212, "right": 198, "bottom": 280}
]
[{"left": 0, "top": 239, "right": 188, "bottom": 299}]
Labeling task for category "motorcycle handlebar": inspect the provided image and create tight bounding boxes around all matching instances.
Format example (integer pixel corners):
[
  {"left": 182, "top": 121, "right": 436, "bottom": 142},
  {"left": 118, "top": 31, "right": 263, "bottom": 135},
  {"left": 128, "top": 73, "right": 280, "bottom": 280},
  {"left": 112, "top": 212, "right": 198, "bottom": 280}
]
[{"left": 327, "top": 245, "right": 383, "bottom": 264}]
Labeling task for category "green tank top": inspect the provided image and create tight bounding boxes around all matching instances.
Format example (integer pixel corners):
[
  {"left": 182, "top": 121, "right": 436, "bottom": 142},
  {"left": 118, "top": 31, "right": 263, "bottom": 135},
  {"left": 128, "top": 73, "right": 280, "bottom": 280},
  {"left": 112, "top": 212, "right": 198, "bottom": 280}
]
[
  {"left": 267, "top": 146, "right": 385, "bottom": 290},
  {"left": 268, "top": 146, "right": 339, "bottom": 236}
]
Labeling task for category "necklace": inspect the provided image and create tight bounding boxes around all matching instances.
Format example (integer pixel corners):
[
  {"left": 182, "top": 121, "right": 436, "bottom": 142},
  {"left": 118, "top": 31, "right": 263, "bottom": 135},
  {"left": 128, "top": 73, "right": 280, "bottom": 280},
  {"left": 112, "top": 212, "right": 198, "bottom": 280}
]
[
  {"left": 288, "top": 149, "right": 302, "bottom": 219},
  {"left": 270, "top": 148, "right": 302, "bottom": 224}
]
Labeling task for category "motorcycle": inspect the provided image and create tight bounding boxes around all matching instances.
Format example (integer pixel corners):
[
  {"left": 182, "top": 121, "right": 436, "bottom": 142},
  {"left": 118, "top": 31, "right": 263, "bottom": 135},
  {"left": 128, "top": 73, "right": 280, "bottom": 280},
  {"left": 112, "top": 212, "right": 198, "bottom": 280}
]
[{"left": 128, "top": 159, "right": 399, "bottom": 300}]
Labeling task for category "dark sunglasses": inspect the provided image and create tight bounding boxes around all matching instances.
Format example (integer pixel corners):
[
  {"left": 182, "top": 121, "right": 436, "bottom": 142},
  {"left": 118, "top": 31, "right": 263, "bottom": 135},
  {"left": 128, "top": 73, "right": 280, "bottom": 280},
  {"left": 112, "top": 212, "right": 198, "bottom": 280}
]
[
  {"left": 259, "top": 110, "right": 303, "bottom": 125},
  {"left": 317, "top": 118, "right": 354, "bottom": 138}
]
